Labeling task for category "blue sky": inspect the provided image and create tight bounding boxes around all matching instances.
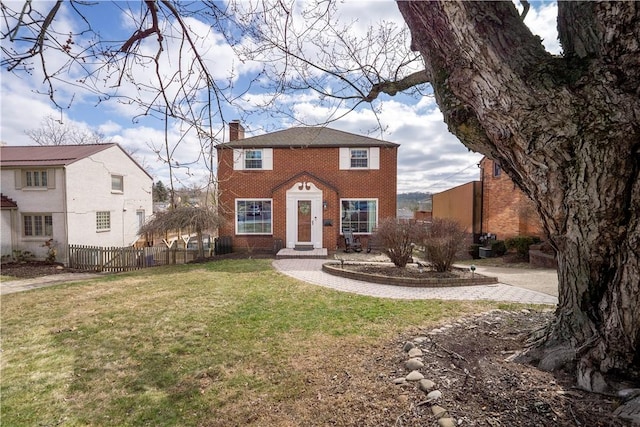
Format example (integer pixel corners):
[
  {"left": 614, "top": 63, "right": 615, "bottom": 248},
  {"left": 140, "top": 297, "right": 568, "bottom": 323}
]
[{"left": 0, "top": 1, "right": 560, "bottom": 193}]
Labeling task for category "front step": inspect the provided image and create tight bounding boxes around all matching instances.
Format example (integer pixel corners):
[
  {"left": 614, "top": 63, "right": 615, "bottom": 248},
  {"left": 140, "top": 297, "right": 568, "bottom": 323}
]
[{"left": 276, "top": 248, "right": 328, "bottom": 259}]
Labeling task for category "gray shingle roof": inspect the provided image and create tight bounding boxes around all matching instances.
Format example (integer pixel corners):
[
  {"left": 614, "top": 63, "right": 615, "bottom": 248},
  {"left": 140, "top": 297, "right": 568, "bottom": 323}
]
[{"left": 217, "top": 127, "right": 399, "bottom": 148}]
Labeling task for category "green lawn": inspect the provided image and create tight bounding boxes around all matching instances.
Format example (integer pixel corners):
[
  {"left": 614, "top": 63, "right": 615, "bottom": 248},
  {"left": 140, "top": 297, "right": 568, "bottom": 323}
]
[{"left": 1, "top": 259, "right": 523, "bottom": 426}]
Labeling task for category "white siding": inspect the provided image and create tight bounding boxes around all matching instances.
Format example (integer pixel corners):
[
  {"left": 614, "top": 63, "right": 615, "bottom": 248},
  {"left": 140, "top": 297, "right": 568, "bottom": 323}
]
[
  {"left": 0, "top": 166, "right": 67, "bottom": 261},
  {"left": 66, "top": 146, "right": 153, "bottom": 248}
]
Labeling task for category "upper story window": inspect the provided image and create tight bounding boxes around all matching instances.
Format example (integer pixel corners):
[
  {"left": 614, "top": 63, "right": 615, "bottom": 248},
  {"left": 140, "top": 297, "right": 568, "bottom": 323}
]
[
  {"left": 111, "top": 175, "right": 124, "bottom": 192},
  {"left": 232, "top": 148, "right": 273, "bottom": 171},
  {"left": 25, "top": 170, "right": 48, "bottom": 187},
  {"left": 23, "top": 214, "right": 53, "bottom": 237},
  {"left": 244, "top": 150, "right": 263, "bottom": 169},
  {"left": 350, "top": 149, "right": 368, "bottom": 168},
  {"left": 339, "top": 147, "right": 380, "bottom": 170}
]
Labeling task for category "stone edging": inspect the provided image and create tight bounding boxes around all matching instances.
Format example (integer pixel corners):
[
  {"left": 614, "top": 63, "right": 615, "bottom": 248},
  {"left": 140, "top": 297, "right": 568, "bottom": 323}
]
[{"left": 322, "top": 262, "right": 498, "bottom": 287}]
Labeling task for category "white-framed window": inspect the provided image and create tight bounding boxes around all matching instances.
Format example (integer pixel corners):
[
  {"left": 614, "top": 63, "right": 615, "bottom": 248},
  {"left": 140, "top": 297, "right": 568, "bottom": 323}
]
[
  {"left": 232, "top": 148, "right": 273, "bottom": 170},
  {"left": 96, "top": 211, "right": 111, "bottom": 231},
  {"left": 111, "top": 175, "right": 124, "bottom": 192},
  {"left": 244, "top": 150, "right": 262, "bottom": 169},
  {"left": 350, "top": 149, "right": 368, "bottom": 168},
  {"left": 339, "top": 147, "right": 380, "bottom": 170},
  {"left": 22, "top": 214, "right": 53, "bottom": 237},
  {"left": 136, "top": 210, "right": 145, "bottom": 229},
  {"left": 340, "top": 199, "right": 377, "bottom": 233},
  {"left": 236, "top": 199, "right": 272, "bottom": 234}
]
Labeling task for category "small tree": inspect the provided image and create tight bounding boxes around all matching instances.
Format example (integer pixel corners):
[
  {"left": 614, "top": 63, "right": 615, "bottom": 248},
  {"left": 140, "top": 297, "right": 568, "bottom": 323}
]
[
  {"left": 421, "top": 218, "right": 467, "bottom": 273},
  {"left": 139, "top": 206, "right": 224, "bottom": 259},
  {"left": 152, "top": 181, "right": 169, "bottom": 203},
  {"left": 373, "top": 218, "right": 425, "bottom": 268}
]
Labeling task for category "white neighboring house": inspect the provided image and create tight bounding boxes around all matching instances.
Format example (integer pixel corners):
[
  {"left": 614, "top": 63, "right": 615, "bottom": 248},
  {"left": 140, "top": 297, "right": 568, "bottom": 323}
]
[{"left": 0, "top": 144, "right": 153, "bottom": 265}]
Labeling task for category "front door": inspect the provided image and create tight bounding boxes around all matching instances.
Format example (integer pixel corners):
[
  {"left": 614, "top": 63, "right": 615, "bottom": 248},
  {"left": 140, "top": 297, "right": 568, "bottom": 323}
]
[
  {"left": 297, "top": 200, "right": 312, "bottom": 244},
  {"left": 285, "top": 182, "right": 323, "bottom": 248}
]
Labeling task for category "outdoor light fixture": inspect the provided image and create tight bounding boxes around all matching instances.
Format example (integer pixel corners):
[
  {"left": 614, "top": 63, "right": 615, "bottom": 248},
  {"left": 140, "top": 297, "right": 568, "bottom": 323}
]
[{"left": 323, "top": 200, "right": 328, "bottom": 210}]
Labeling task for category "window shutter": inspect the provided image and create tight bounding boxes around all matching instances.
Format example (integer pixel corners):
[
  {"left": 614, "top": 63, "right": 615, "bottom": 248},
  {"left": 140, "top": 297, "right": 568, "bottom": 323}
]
[
  {"left": 263, "top": 148, "right": 273, "bottom": 170},
  {"left": 370, "top": 147, "right": 380, "bottom": 170},
  {"left": 47, "top": 169, "right": 56, "bottom": 189},
  {"left": 233, "top": 149, "right": 244, "bottom": 170},
  {"left": 339, "top": 147, "right": 350, "bottom": 170},
  {"left": 14, "top": 170, "right": 22, "bottom": 189}
]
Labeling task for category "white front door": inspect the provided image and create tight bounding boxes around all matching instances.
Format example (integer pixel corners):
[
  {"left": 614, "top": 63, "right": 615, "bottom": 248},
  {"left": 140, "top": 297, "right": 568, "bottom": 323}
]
[{"left": 286, "top": 182, "right": 323, "bottom": 248}]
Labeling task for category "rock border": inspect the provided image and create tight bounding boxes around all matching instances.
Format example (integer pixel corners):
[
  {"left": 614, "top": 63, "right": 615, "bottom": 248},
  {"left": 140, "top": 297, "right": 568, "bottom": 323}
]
[{"left": 322, "top": 262, "right": 498, "bottom": 287}]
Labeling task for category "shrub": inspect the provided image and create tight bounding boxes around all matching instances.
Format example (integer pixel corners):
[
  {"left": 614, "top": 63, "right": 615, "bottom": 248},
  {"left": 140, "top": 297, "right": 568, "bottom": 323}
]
[
  {"left": 505, "top": 236, "right": 542, "bottom": 259},
  {"left": 373, "top": 218, "right": 425, "bottom": 268},
  {"left": 468, "top": 244, "right": 481, "bottom": 259},
  {"left": 421, "top": 218, "right": 468, "bottom": 272},
  {"left": 491, "top": 240, "right": 507, "bottom": 257}
]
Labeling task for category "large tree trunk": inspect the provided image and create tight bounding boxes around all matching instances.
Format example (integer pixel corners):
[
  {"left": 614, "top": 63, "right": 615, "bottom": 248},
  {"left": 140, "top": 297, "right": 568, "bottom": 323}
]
[{"left": 397, "top": 0, "right": 640, "bottom": 392}]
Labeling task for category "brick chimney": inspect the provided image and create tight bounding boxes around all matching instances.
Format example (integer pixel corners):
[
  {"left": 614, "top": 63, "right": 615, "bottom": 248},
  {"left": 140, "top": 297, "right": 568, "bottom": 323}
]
[{"left": 229, "top": 120, "right": 245, "bottom": 141}]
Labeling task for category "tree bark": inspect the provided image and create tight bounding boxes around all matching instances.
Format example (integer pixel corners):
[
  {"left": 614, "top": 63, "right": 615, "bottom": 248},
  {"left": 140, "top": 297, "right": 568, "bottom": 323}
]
[{"left": 397, "top": 0, "right": 640, "bottom": 392}]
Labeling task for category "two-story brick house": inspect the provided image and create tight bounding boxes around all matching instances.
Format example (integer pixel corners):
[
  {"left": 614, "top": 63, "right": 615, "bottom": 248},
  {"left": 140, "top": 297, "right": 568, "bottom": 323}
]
[
  {"left": 0, "top": 144, "right": 153, "bottom": 264},
  {"left": 216, "top": 122, "right": 398, "bottom": 253},
  {"left": 479, "top": 157, "right": 544, "bottom": 239}
]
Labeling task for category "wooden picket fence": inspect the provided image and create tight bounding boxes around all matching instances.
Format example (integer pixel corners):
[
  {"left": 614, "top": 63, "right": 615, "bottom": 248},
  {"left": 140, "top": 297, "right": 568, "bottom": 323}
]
[{"left": 68, "top": 244, "right": 199, "bottom": 272}]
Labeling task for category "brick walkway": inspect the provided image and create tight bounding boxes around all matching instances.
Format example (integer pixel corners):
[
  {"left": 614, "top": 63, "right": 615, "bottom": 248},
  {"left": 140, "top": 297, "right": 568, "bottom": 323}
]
[{"left": 272, "top": 259, "right": 558, "bottom": 305}]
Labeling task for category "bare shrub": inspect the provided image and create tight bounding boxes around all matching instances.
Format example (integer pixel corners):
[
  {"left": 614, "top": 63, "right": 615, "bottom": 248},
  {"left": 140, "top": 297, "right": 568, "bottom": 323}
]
[
  {"left": 421, "top": 218, "right": 467, "bottom": 272},
  {"left": 373, "top": 218, "right": 425, "bottom": 268}
]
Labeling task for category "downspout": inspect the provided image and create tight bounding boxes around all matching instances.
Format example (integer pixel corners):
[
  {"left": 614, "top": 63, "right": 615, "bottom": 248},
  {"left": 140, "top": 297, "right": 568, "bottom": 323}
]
[{"left": 62, "top": 167, "right": 69, "bottom": 266}]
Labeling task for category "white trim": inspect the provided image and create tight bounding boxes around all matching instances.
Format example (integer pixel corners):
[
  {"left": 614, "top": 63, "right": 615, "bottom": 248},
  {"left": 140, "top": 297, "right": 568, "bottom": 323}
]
[
  {"left": 285, "top": 182, "right": 323, "bottom": 248},
  {"left": 370, "top": 147, "right": 380, "bottom": 170},
  {"left": 339, "top": 198, "right": 378, "bottom": 234},
  {"left": 235, "top": 198, "right": 273, "bottom": 235},
  {"left": 339, "top": 147, "right": 350, "bottom": 170}
]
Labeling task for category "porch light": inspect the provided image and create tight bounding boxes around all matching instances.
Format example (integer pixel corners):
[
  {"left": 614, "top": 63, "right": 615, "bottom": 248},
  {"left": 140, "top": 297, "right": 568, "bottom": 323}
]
[{"left": 323, "top": 200, "right": 328, "bottom": 210}]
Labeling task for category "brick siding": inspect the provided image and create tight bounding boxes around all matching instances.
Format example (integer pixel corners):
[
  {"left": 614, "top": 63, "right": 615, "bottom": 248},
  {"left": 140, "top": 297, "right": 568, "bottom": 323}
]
[
  {"left": 217, "top": 145, "right": 397, "bottom": 252},
  {"left": 480, "top": 158, "right": 544, "bottom": 240}
]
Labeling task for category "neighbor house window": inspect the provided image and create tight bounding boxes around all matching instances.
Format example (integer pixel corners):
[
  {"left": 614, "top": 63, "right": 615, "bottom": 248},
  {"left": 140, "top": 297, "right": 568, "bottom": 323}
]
[
  {"left": 111, "top": 175, "right": 124, "bottom": 192},
  {"left": 24, "top": 170, "right": 48, "bottom": 187},
  {"left": 236, "top": 199, "right": 272, "bottom": 234},
  {"left": 23, "top": 214, "right": 53, "bottom": 237},
  {"left": 137, "top": 210, "right": 145, "bottom": 229},
  {"left": 244, "top": 150, "right": 263, "bottom": 169},
  {"left": 96, "top": 211, "right": 111, "bottom": 231},
  {"left": 493, "top": 161, "right": 502, "bottom": 177},
  {"left": 350, "top": 149, "right": 368, "bottom": 168},
  {"left": 340, "top": 199, "right": 377, "bottom": 233}
]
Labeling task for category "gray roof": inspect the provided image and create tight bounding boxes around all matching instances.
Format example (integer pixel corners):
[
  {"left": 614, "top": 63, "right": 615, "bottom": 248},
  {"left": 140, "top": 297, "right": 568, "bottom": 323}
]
[
  {"left": 0, "top": 144, "right": 152, "bottom": 179},
  {"left": 217, "top": 127, "right": 399, "bottom": 149}
]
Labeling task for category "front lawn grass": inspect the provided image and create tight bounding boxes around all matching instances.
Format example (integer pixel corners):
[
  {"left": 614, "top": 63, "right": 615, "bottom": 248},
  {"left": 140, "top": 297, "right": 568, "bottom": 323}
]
[{"left": 2, "top": 259, "right": 520, "bottom": 426}]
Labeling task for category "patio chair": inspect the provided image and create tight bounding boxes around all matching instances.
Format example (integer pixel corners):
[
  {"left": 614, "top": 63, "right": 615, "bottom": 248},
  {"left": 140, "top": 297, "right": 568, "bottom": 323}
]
[{"left": 343, "top": 229, "right": 362, "bottom": 253}]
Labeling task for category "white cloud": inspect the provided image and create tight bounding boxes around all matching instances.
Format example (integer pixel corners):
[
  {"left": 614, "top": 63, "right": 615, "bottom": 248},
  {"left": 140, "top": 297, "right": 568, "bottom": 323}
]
[{"left": 0, "top": 1, "right": 559, "bottom": 195}]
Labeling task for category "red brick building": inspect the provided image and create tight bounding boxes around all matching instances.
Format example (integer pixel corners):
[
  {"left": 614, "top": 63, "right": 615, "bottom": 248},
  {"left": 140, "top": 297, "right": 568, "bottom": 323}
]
[
  {"left": 216, "top": 122, "right": 398, "bottom": 252},
  {"left": 479, "top": 157, "right": 544, "bottom": 239}
]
